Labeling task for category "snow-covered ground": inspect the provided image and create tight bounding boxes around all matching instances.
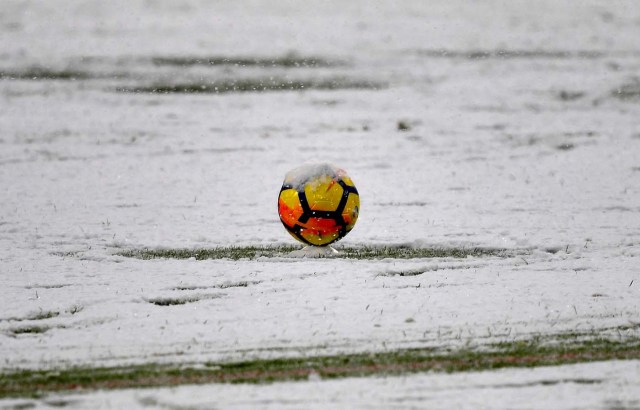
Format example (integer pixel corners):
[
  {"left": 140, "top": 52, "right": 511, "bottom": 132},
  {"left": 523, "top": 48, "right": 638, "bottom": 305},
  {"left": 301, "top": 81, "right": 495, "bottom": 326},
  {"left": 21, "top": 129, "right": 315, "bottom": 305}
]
[{"left": 1, "top": 0, "right": 640, "bottom": 406}]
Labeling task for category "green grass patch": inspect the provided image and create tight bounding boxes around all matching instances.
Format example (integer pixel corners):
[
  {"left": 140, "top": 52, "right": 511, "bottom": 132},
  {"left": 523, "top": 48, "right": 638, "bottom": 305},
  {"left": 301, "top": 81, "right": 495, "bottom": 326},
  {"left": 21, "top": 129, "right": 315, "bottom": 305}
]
[
  {"left": 119, "top": 245, "right": 297, "bottom": 260},
  {"left": 26, "top": 311, "right": 59, "bottom": 321},
  {"left": 9, "top": 326, "right": 49, "bottom": 335},
  {"left": 337, "top": 246, "right": 503, "bottom": 259},
  {"left": 547, "top": 323, "right": 640, "bottom": 341},
  {"left": 150, "top": 54, "right": 341, "bottom": 68},
  {"left": 117, "top": 245, "right": 505, "bottom": 261},
  {"left": 0, "top": 68, "right": 92, "bottom": 81},
  {"left": 50, "top": 251, "right": 82, "bottom": 259},
  {"left": 116, "top": 77, "right": 384, "bottom": 94},
  {"left": 145, "top": 296, "right": 201, "bottom": 306},
  {"left": 172, "top": 281, "right": 259, "bottom": 291},
  {"left": 418, "top": 49, "right": 605, "bottom": 60},
  {"left": 1, "top": 311, "right": 60, "bottom": 323},
  {"left": 612, "top": 79, "right": 640, "bottom": 100},
  {"left": 146, "top": 293, "right": 224, "bottom": 306},
  {"left": 1, "top": 334, "right": 639, "bottom": 398}
]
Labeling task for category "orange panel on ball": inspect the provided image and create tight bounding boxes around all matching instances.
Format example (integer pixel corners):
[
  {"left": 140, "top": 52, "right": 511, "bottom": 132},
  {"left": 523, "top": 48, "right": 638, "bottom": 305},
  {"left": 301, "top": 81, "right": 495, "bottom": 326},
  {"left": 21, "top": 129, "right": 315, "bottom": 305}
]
[
  {"left": 278, "top": 189, "right": 304, "bottom": 228},
  {"left": 299, "top": 217, "right": 341, "bottom": 246}
]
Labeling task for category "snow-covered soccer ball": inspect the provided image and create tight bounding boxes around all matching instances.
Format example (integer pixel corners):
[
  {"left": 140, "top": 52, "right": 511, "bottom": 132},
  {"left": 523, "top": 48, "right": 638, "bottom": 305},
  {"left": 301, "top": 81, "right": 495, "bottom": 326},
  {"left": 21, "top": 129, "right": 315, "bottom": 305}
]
[{"left": 278, "top": 163, "right": 359, "bottom": 246}]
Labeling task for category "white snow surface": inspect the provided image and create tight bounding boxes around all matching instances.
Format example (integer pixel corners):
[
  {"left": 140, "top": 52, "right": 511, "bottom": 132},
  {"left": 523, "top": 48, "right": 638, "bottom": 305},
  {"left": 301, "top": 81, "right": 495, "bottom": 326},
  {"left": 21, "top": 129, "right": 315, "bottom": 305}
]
[
  {"left": 1, "top": 0, "right": 640, "bottom": 406},
  {"left": 283, "top": 162, "right": 343, "bottom": 191},
  {"left": 287, "top": 245, "right": 340, "bottom": 258}
]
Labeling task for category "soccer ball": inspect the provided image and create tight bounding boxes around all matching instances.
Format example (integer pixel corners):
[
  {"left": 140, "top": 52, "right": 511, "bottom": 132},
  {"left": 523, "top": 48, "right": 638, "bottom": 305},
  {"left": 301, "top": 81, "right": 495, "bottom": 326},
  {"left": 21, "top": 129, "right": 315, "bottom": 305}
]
[{"left": 278, "top": 163, "right": 359, "bottom": 246}]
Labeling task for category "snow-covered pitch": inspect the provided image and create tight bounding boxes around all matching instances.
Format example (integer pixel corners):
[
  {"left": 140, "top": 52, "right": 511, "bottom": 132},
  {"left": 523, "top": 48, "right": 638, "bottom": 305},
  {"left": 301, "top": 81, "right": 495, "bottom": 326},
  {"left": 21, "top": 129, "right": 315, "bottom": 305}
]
[{"left": 1, "top": 0, "right": 639, "bottom": 408}]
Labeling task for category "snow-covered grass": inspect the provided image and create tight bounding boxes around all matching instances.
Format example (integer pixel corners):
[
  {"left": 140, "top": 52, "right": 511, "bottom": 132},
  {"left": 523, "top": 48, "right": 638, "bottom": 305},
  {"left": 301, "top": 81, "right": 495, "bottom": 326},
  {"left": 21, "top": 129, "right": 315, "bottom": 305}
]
[
  {"left": 4, "top": 360, "right": 640, "bottom": 409},
  {"left": 2, "top": 330, "right": 639, "bottom": 399},
  {"left": 118, "top": 244, "right": 506, "bottom": 260},
  {"left": 1, "top": 0, "right": 640, "bottom": 407}
]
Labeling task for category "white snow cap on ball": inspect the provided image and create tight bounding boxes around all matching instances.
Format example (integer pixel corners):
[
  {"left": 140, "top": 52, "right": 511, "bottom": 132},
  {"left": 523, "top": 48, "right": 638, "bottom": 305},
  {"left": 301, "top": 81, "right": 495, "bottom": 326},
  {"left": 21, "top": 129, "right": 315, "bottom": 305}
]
[{"left": 284, "top": 162, "right": 344, "bottom": 191}]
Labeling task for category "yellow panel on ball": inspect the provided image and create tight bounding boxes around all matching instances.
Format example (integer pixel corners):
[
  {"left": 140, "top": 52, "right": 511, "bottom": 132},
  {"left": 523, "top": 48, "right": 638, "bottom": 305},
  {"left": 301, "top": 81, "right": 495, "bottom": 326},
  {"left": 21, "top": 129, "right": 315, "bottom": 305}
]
[
  {"left": 341, "top": 176, "right": 356, "bottom": 187},
  {"left": 304, "top": 175, "right": 344, "bottom": 212}
]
